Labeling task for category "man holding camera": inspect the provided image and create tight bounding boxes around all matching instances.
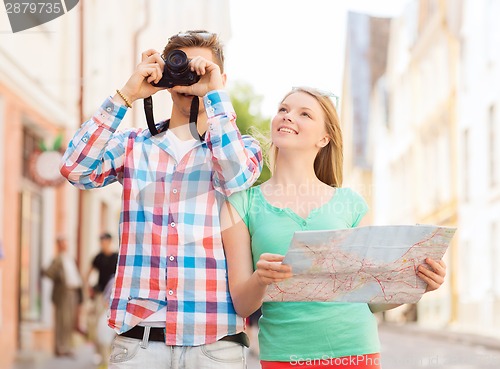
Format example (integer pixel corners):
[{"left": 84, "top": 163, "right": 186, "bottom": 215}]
[{"left": 60, "top": 30, "right": 262, "bottom": 368}]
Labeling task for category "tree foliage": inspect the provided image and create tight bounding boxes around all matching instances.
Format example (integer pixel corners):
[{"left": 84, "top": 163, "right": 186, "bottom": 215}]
[{"left": 229, "top": 81, "right": 271, "bottom": 184}]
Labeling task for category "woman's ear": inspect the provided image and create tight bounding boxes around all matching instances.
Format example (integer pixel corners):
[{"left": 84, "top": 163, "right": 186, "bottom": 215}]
[{"left": 317, "top": 135, "right": 330, "bottom": 148}]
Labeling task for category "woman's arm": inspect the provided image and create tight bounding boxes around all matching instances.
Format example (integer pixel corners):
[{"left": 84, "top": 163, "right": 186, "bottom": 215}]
[
  {"left": 221, "top": 201, "right": 292, "bottom": 318},
  {"left": 369, "top": 257, "right": 447, "bottom": 314}
]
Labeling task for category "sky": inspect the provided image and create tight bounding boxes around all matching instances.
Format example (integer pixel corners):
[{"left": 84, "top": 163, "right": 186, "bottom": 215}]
[{"left": 225, "top": 0, "right": 410, "bottom": 118}]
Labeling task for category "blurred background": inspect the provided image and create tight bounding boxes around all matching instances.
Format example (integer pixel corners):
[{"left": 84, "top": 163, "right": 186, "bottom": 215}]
[{"left": 1, "top": 0, "right": 500, "bottom": 368}]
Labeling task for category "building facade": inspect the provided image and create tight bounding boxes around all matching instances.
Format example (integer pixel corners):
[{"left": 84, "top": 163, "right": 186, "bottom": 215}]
[
  {"left": 376, "top": 0, "right": 461, "bottom": 326},
  {"left": 357, "top": 0, "right": 500, "bottom": 337},
  {"left": 0, "top": 7, "right": 80, "bottom": 366},
  {"left": 343, "top": 0, "right": 462, "bottom": 326},
  {"left": 341, "top": 12, "right": 391, "bottom": 224},
  {"left": 457, "top": 0, "right": 500, "bottom": 336}
]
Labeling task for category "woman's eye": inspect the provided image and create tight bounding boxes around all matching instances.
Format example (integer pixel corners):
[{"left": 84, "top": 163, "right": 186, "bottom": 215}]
[
  {"left": 301, "top": 112, "right": 311, "bottom": 118},
  {"left": 278, "top": 107, "right": 287, "bottom": 113}
]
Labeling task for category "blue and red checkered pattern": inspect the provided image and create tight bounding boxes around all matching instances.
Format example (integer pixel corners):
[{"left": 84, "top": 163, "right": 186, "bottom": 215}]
[{"left": 60, "top": 90, "right": 262, "bottom": 346}]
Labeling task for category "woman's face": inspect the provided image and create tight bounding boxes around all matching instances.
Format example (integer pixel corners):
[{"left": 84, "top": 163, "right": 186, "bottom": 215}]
[{"left": 271, "top": 91, "right": 329, "bottom": 152}]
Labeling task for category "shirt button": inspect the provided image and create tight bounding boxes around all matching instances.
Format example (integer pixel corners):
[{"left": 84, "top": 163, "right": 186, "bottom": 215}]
[
  {"left": 172, "top": 189, "right": 178, "bottom": 194},
  {"left": 206, "top": 100, "right": 212, "bottom": 105},
  {"left": 106, "top": 107, "right": 112, "bottom": 112},
  {"left": 168, "top": 290, "right": 174, "bottom": 296},
  {"left": 169, "top": 256, "right": 175, "bottom": 261},
  {"left": 170, "top": 222, "right": 176, "bottom": 227},
  {"left": 302, "top": 221, "right": 307, "bottom": 226}
]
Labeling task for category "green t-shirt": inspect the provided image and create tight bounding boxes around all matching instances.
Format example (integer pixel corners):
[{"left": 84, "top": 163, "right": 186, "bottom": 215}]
[{"left": 228, "top": 186, "right": 380, "bottom": 362}]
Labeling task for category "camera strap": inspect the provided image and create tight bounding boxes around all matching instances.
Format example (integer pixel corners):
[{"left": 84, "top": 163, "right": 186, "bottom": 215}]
[
  {"left": 144, "top": 96, "right": 204, "bottom": 142},
  {"left": 188, "top": 96, "right": 205, "bottom": 141},
  {"left": 144, "top": 96, "right": 159, "bottom": 136}
]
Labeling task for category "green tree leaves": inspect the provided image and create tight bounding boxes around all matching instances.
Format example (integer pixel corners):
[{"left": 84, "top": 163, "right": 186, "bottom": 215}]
[{"left": 230, "top": 82, "right": 271, "bottom": 184}]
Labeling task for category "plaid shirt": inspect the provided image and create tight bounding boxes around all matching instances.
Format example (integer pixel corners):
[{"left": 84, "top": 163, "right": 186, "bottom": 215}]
[{"left": 60, "top": 90, "right": 262, "bottom": 346}]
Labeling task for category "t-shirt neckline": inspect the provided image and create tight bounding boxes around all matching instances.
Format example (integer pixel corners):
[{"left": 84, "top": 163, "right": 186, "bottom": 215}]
[{"left": 254, "top": 185, "right": 339, "bottom": 222}]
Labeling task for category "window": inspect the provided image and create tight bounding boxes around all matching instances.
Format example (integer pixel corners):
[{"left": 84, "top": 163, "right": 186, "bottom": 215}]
[
  {"left": 489, "top": 105, "right": 499, "bottom": 187},
  {"left": 21, "top": 127, "right": 43, "bottom": 181},
  {"left": 100, "top": 202, "right": 109, "bottom": 234},
  {"left": 486, "top": 0, "right": 500, "bottom": 65},
  {"left": 19, "top": 190, "right": 43, "bottom": 322},
  {"left": 462, "top": 128, "right": 470, "bottom": 202},
  {"left": 19, "top": 126, "right": 44, "bottom": 323},
  {"left": 491, "top": 221, "right": 500, "bottom": 297}
]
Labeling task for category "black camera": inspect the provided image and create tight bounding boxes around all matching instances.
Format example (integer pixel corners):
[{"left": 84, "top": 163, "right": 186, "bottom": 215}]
[{"left": 152, "top": 49, "right": 200, "bottom": 88}]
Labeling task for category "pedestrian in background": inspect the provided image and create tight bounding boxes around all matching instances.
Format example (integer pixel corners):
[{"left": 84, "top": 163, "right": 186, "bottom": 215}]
[
  {"left": 60, "top": 29, "right": 262, "bottom": 368},
  {"left": 221, "top": 86, "right": 447, "bottom": 368},
  {"left": 42, "top": 236, "right": 83, "bottom": 357},
  {"left": 86, "top": 232, "right": 118, "bottom": 366},
  {"left": 87, "top": 232, "right": 118, "bottom": 301}
]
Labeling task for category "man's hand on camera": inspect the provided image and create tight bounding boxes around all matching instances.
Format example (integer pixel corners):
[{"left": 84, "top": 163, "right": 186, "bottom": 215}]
[
  {"left": 170, "top": 56, "right": 225, "bottom": 97},
  {"left": 114, "top": 49, "right": 166, "bottom": 106}
]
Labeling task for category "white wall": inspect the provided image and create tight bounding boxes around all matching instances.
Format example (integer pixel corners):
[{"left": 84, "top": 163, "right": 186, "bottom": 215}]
[{"left": 0, "top": 4, "right": 79, "bottom": 128}]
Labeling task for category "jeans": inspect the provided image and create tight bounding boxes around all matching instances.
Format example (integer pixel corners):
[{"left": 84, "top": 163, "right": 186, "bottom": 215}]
[{"left": 108, "top": 335, "right": 247, "bottom": 369}]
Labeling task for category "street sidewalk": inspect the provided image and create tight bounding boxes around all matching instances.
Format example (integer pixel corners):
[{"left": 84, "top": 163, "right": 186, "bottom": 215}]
[
  {"left": 13, "top": 342, "right": 260, "bottom": 369},
  {"left": 13, "top": 323, "right": 500, "bottom": 369},
  {"left": 379, "top": 322, "right": 500, "bottom": 352},
  {"left": 13, "top": 341, "right": 98, "bottom": 369}
]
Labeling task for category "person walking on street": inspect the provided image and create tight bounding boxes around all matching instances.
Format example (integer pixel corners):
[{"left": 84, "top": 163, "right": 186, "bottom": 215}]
[
  {"left": 60, "top": 30, "right": 262, "bottom": 368},
  {"left": 42, "top": 236, "right": 83, "bottom": 357},
  {"left": 87, "top": 232, "right": 118, "bottom": 300},
  {"left": 86, "top": 232, "right": 119, "bottom": 366},
  {"left": 221, "top": 86, "right": 447, "bottom": 368}
]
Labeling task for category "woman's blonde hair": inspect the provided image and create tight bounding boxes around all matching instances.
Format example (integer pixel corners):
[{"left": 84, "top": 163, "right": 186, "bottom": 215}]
[{"left": 268, "top": 87, "right": 343, "bottom": 187}]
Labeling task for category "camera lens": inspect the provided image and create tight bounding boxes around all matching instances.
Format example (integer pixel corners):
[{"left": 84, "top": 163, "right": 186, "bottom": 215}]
[{"left": 165, "top": 50, "right": 189, "bottom": 73}]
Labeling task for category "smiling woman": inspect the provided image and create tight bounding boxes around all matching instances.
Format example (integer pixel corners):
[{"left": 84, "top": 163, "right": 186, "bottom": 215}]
[
  {"left": 221, "top": 84, "right": 447, "bottom": 368},
  {"left": 220, "top": 86, "right": 382, "bottom": 368}
]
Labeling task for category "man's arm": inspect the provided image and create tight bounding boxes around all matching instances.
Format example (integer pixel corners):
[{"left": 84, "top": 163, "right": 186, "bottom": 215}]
[
  {"left": 60, "top": 49, "right": 166, "bottom": 189},
  {"left": 42, "top": 258, "right": 60, "bottom": 281},
  {"left": 203, "top": 91, "right": 263, "bottom": 196},
  {"left": 59, "top": 99, "right": 129, "bottom": 189}
]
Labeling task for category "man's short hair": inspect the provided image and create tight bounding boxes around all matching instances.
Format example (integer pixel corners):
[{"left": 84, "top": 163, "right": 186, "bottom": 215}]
[
  {"left": 100, "top": 232, "right": 112, "bottom": 240},
  {"left": 163, "top": 30, "right": 225, "bottom": 73}
]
